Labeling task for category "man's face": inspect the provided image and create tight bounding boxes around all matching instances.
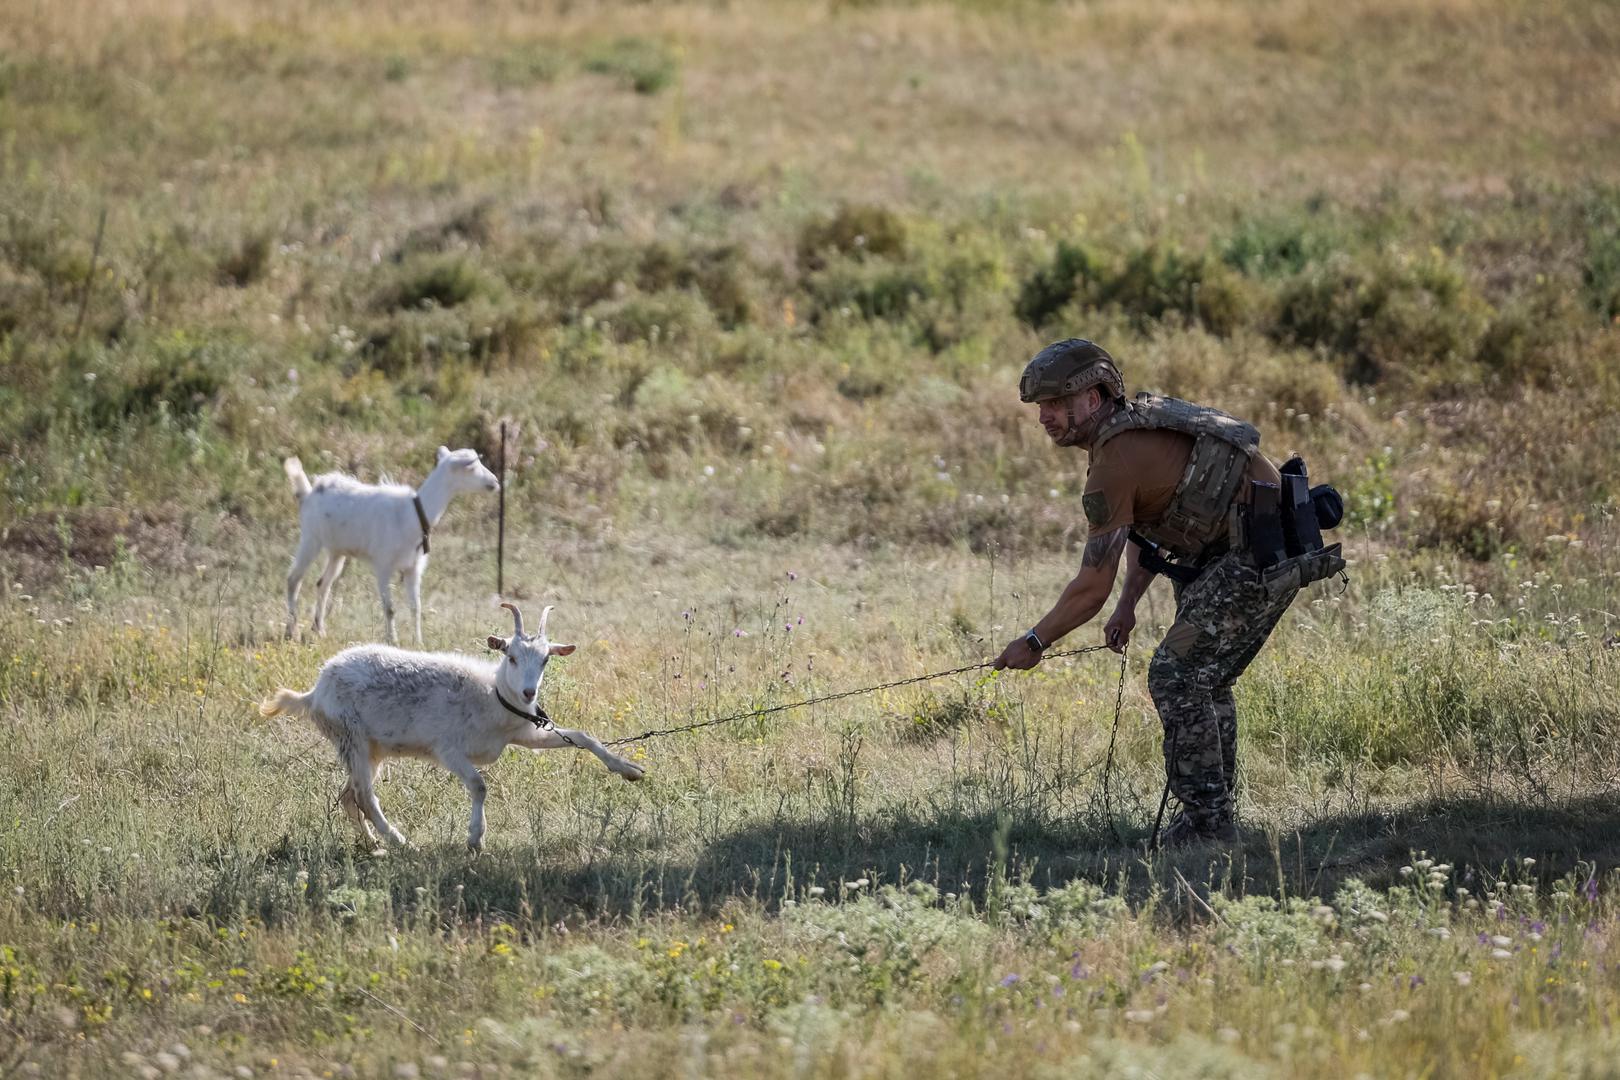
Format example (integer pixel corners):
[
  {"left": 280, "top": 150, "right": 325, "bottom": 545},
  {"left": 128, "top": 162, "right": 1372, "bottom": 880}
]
[{"left": 1037, "top": 388, "right": 1102, "bottom": 445}]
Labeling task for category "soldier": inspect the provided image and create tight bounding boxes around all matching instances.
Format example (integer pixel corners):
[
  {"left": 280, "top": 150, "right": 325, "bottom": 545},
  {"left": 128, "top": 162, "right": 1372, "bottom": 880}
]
[{"left": 992, "top": 339, "right": 1342, "bottom": 846}]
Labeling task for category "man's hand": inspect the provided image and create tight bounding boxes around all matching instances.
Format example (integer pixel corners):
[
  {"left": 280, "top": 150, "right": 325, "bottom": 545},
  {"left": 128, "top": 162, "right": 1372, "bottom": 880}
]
[
  {"left": 1103, "top": 604, "right": 1136, "bottom": 654},
  {"left": 993, "top": 636, "right": 1042, "bottom": 671}
]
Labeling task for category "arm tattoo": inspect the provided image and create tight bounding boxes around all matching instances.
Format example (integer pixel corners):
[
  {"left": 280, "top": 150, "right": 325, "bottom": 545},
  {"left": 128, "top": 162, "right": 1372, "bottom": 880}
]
[{"left": 1082, "top": 526, "right": 1129, "bottom": 569}]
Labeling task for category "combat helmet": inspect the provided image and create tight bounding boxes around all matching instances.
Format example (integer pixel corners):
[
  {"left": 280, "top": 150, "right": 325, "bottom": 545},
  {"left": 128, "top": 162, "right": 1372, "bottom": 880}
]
[{"left": 1019, "top": 339, "right": 1125, "bottom": 404}]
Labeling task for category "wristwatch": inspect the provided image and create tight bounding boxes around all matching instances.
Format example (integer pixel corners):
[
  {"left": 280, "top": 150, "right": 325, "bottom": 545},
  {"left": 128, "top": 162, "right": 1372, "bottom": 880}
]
[{"left": 1023, "top": 629, "right": 1047, "bottom": 654}]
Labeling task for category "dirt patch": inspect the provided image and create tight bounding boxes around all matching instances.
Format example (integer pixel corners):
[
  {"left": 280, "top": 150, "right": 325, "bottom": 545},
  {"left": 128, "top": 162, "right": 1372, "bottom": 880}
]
[{"left": 1, "top": 505, "right": 191, "bottom": 583}]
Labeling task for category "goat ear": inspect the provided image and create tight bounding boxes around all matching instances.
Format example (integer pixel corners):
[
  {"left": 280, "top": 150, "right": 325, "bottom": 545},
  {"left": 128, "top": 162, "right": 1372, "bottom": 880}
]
[
  {"left": 548, "top": 643, "right": 577, "bottom": 657},
  {"left": 437, "top": 445, "right": 450, "bottom": 463},
  {"left": 486, "top": 635, "right": 508, "bottom": 652}
]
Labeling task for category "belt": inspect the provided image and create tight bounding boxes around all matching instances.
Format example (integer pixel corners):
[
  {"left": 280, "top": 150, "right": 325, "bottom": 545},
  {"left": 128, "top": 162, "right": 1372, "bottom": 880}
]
[{"left": 1129, "top": 532, "right": 1230, "bottom": 584}]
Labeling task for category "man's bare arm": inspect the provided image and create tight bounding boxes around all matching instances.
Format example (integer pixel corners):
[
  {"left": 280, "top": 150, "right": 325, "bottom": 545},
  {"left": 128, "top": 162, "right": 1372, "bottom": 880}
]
[
  {"left": 1035, "top": 525, "right": 1129, "bottom": 642},
  {"left": 1116, "top": 534, "right": 1155, "bottom": 608}
]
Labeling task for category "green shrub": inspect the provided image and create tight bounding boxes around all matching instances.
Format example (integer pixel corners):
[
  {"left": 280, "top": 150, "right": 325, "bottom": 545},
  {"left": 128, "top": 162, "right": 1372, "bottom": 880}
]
[
  {"left": 1474, "top": 281, "right": 1587, "bottom": 388},
  {"left": 1096, "top": 244, "right": 1251, "bottom": 336},
  {"left": 84, "top": 334, "right": 235, "bottom": 429},
  {"left": 1582, "top": 189, "right": 1620, "bottom": 321},
  {"left": 358, "top": 299, "right": 547, "bottom": 375},
  {"left": 589, "top": 289, "right": 717, "bottom": 345},
  {"left": 1017, "top": 241, "right": 1248, "bottom": 335},
  {"left": 1220, "top": 213, "right": 1335, "bottom": 278},
  {"left": 1271, "top": 252, "right": 1492, "bottom": 385},
  {"left": 798, "top": 204, "right": 907, "bottom": 271},
  {"left": 636, "top": 241, "right": 757, "bottom": 328},
  {"left": 806, "top": 258, "right": 931, "bottom": 323},
  {"left": 1014, "top": 239, "right": 1099, "bottom": 327}
]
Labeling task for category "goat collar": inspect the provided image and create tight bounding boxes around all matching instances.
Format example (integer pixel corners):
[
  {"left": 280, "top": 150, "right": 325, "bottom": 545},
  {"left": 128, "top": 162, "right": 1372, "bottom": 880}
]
[
  {"left": 494, "top": 688, "right": 549, "bottom": 729},
  {"left": 412, "top": 493, "right": 431, "bottom": 554}
]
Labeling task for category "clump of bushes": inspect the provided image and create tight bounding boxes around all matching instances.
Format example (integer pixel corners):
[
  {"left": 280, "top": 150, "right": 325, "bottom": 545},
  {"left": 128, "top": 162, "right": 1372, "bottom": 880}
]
[
  {"left": 1219, "top": 212, "right": 1336, "bottom": 278},
  {"left": 79, "top": 333, "right": 238, "bottom": 430},
  {"left": 798, "top": 204, "right": 907, "bottom": 271},
  {"left": 1582, "top": 188, "right": 1620, "bottom": 321},
  {"left": 358, "top": 298, "right": 548, "bottom": 375},
  {"left": 530, "top": 237, "right": 757, "bottom": 328},
  {"left": 1270, "top": 251, "right": 1492, "bottom": 385},
  {"left": 1015, "top": 239, "right": 1251, "bottom": 336},
  {"left": 1473, "top": 281, "right": 1588, "bottom": 388}
]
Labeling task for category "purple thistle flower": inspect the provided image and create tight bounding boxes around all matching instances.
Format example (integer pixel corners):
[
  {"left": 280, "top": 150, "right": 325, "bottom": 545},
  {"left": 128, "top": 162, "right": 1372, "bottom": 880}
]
[
  {"left": 787, "top": 571, "right": 798, "bottom": 581},
  {"left": 1585, "top": 877, "right": 1599, "bottom": 903},
  {"left": 1000, "top": 973, "right": 1020, "bottom": 987}
]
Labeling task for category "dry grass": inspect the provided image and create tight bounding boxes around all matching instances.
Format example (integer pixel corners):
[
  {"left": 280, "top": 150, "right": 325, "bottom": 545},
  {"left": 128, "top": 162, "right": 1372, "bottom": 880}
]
[{"left": 5, "top": 1, "right": 1620, "bottom": 1075}]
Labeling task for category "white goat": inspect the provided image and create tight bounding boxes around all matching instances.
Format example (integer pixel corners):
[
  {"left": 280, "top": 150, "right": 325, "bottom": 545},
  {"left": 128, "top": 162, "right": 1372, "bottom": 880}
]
[
  {"left": 260, "top": 603, "right": 644, "bottom": 850},
  {"left": 284, "top": 446, "right": 499, "bottom": 645}
]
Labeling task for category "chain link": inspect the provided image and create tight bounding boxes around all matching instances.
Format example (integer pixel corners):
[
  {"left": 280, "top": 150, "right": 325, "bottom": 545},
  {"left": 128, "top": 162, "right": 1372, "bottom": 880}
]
[{"left": 598, "top": 644, "right": 1118, "bottom": 748}]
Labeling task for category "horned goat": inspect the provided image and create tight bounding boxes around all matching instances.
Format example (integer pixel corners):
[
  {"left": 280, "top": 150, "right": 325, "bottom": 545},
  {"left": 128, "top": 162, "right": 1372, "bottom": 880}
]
[
  {"left": 260, "top": 603, "right": 644, "bottom": 850},
  {"left": 283, "top": 446, "right": 498, "bottom": 645}
]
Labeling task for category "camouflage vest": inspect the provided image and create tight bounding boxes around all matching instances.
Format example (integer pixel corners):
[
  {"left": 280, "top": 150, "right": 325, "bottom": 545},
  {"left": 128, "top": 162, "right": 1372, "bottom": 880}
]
[{"left": 1093, "top": 393, "right": 1261, "bottom": 560}]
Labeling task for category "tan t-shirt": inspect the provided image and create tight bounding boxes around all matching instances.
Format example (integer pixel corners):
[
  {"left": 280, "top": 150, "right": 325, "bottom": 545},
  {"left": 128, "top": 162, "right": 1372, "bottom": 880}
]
[{"left": 1083, "top": 428, "right": 1281, "bottom": 543}]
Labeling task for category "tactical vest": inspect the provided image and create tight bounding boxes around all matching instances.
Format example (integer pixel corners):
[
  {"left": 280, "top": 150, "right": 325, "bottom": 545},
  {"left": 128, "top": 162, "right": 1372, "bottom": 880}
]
[{"left": 1092, "top": 393, "right": 1260, "bottom": 560}]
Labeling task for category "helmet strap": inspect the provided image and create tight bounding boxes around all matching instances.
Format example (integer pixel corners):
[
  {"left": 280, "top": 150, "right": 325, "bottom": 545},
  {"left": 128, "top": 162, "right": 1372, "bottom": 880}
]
[{"left": 1053, "top": 390, "right": 1111, "bottom": 448}]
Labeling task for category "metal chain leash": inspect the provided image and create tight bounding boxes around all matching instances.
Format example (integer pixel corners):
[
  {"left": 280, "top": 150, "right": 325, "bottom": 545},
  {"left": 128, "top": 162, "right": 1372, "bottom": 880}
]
[
  {"left": 597, "top": 644, "right": 1121, "bottom": 749},
  {"left": 1098, "top": 644, "right": 1131, "bottom": 843}
]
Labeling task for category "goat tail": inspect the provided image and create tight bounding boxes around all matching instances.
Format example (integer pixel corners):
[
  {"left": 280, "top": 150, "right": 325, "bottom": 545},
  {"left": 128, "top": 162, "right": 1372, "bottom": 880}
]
[
  {"left": 284, "top": 456, "right": 312, "bottom": 501},
  {"left": 259, "top": 688, "right": 312, "bottom": 719}
]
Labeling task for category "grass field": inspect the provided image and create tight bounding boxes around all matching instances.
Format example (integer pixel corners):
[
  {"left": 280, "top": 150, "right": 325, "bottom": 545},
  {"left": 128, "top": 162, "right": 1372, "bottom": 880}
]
[{"left": 4, "top": 1, "right": 1620, "bottom": 1076}]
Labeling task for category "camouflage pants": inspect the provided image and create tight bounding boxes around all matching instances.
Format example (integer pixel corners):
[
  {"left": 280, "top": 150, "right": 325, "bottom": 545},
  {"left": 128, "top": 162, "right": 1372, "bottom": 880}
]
[{"left": 1147, "top": 550, "right": 1298, "bottom": 834}]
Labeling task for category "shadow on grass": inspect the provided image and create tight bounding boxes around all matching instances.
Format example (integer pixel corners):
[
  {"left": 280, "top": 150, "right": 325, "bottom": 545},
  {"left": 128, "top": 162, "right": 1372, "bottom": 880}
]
[{"left": 209, "top": 791, "right": 1620, "bottom": 927}]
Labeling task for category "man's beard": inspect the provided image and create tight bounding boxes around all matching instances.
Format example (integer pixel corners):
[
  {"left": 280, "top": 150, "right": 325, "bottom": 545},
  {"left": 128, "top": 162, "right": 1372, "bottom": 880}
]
[{"left": 1052, "top": 399, "right": 1110, "bottom": 448}]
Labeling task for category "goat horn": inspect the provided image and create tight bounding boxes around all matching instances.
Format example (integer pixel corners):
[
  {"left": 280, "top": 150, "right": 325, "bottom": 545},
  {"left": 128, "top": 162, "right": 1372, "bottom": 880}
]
[
  {"left": 499, "top": 602, "right": 524, "bottom": 637},
  {"left": 537, "top": 605, "right": 554, "bottom": 639}
]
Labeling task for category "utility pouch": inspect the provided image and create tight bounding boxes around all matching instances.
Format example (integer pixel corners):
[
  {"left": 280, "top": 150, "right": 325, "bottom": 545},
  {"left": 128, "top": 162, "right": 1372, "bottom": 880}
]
[
  {"left": 1260, "top": 542, "right": 1347, "bottom": 600},
  {"left": 1280, "top": 471, "right": 1323, "bottom": 556},
  {"left": 1247, "top": 481, "right": 1287, "bottom": 569}
]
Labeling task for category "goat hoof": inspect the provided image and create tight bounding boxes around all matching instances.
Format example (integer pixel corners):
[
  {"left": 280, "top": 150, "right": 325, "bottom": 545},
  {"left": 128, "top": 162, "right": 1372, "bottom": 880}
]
[{"left": 619, "top": 764, "right": 646, "bottom": 782}]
